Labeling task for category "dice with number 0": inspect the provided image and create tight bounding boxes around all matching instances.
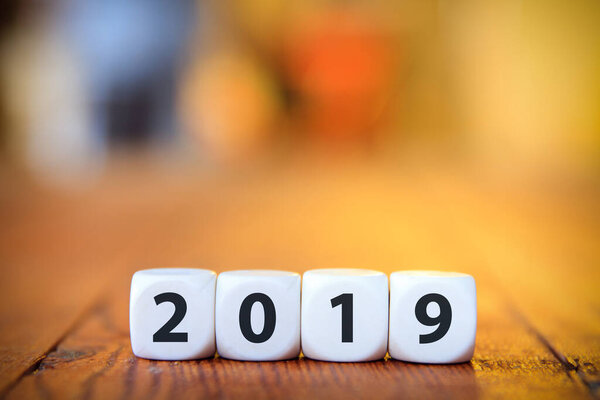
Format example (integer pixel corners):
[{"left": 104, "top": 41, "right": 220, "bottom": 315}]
[
  {"left": 301, "top": 269, "right": 389, "bottom": 362},
  {"left": 129, "top": 268, "right": 217, "bottom": 360},
  {"left": 215, "top": 270, "right": 301, "bottom": 361},
  {"left": 388, "top": 270, "right": 476, "bottom": 363}
]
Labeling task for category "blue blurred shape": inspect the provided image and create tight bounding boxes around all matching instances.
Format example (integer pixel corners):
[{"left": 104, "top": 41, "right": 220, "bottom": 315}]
[{"left": 60, "top": 0, "right": 196, "bottom": 145}]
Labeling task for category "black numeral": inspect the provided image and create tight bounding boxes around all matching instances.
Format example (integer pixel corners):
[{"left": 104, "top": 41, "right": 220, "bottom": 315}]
[
  {"left": 239, "top": 293, "right": 276, "bottom": 343},
  {"left": 415, "top": 293, "right": 452, "bottom": 344},
  {"left": 331, "top": 293, "right": 353, "bottom": 342},
  {"left": 153, "top": 292, "right": 188, "bottom": 342}
]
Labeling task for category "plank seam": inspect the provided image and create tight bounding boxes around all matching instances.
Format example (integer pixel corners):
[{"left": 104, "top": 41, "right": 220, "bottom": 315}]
[
  {"left": 508, "top": 304, "right": 599, "bottom": 399},
  {"left": 0, "top": 296, "right": 107, "bottom": 399}
]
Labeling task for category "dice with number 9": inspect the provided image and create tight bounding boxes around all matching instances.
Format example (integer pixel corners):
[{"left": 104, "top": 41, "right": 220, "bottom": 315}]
[
  {"left": 130, "top": 268, "right": 217, "bottom": 360},
  {"left": 389, "top": 271, "right": 476, "bottom": 363}
]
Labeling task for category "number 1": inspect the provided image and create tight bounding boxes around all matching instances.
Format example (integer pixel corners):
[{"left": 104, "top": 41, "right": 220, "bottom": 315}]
[{"left": 331, "top": 293, "right": 353, "bottom": 342}]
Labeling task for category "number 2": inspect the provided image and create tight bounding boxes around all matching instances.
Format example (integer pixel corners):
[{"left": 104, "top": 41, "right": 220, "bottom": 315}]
[
  {"left": 415, "top": 293, "right": 452, "bottom": 344},
  {"left": 331, "top": 293, "right": 353, "bottom": 342},
  {"left": 153, "top": 292, "right": 188, "bottom": 342}
]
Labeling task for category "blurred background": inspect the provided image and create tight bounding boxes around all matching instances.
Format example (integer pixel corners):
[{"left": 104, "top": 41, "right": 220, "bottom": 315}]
[
  {"left": 0, "top": 3, "right": 599, "bottom": 388},
  {"left": 0, "top": 0, "right": 598, "bottom": 185}
]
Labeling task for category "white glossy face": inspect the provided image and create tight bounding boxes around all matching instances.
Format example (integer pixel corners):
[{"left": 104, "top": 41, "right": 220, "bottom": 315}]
[
  {"left": 129, "top": 268, "right": 217, "bottom": 360},
  {"left": 396, "top": 270, "right": 470, "bottom": 278},
  {"left": 215, "top": 270, "right": 301, "bottom": 361},
  {"left": 301, "top": 269, "right": 389, "bottom": 362},
  {"left": 305, "top": 268, "right": 385, "bottom": 277},
  {"left": 138, "top": 268, "right": 205, "bottom": 276},
  {"left": 388, "top": 271, "right": 477, "bottom": 364},
  {"left": 219, "top": 270, "right": 299, "bottom": 278}
]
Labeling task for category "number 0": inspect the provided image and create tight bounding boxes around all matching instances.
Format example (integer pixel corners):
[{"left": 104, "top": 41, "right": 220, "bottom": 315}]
[{"left": 239, "top": 293, "right": 276, "bottom": 343}]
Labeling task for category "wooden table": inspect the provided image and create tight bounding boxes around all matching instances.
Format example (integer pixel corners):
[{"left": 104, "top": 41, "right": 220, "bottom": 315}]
[{"left": 0, "top": 156, "right": 598, "bottom": 399}]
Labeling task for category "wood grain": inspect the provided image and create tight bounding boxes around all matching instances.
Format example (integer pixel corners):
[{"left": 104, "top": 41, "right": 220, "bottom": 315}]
[
  {"left": 424, "top": 175, "right": 600, "bottom": 396},
  {"left": 0, "top": 159, "right": 598, "bottom": 399},
  {"left": 5, "top": 277, "right": 585, "bottom": 400}
]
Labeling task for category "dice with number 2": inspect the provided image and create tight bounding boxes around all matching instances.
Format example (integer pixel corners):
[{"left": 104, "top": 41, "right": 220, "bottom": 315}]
[{"left": 129, "top": 268, "right": 217, "bottom": 360}]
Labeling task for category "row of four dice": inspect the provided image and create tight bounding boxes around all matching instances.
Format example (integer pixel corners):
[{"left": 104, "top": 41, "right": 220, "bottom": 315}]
[{"left": 130, "top": 268, "right": 476, "bottom": 363}]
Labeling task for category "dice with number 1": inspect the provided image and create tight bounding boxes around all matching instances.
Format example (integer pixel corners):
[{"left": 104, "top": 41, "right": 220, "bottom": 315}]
[
  {"left": 388, "top": 270, "right": 476, "bottom": 364},
  {"left": 301, "top": 269, "right": 389, "bottom": 362}
]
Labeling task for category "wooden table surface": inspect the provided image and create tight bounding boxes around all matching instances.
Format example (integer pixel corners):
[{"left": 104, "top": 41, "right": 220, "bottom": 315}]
[{"left": 0, "top": 156, "right": 598, "bottom": 399}]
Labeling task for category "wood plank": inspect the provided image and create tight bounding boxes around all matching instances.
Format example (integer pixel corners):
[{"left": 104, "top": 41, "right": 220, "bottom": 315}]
[
  {"left": 424, "top": 172, "right": 600, "bottom": 397},
  {"left": 0, "top": 185, "right": 109, "bottom": 395},
  {"left": 3, "top": 161, "right": 593, "bottom": 399},
  {"left": 0, "top": 168, "right": 222, "bottom": 394},
  {"left": 5, "top": 274, "right": 585, "bottom": 399},
  {"left": 1, "top": 160, "right": 597, "bottom": 398}
]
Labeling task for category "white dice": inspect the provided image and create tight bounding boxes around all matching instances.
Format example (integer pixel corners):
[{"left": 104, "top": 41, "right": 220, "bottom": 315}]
[
  {"left": 216, "top": 270, "right": 301, "bottom": 361},
  {"left": 388, "top": 270, "right": 477, "bottom": 363},
  {"left": 129, "top": 268, "right": 217, "bottom": 360},
  {"left": 301, "top": 269, "right": 388, "bottom": 362},
  {"left": 130, "top": 268, "right": 477, "bottom": 363}
]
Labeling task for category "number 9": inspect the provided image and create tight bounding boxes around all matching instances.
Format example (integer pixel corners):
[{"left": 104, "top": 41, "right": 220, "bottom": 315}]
[{"left": 415, "top": 293, "right": 452, "bottom": 344}]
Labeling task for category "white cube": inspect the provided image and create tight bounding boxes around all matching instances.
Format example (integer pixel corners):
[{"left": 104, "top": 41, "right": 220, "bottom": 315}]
[
  {"left": 129, "top": 268, "right": 217, "bottom": 360},
  {"left": 389, "top": 270, "right": 477, "bottom": 364},
  {"left": 215, "top": 270, "right": 301, "bottom": 361},
  {"left": 301, "top": 269, "right": 388, "bottom": 362}
]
